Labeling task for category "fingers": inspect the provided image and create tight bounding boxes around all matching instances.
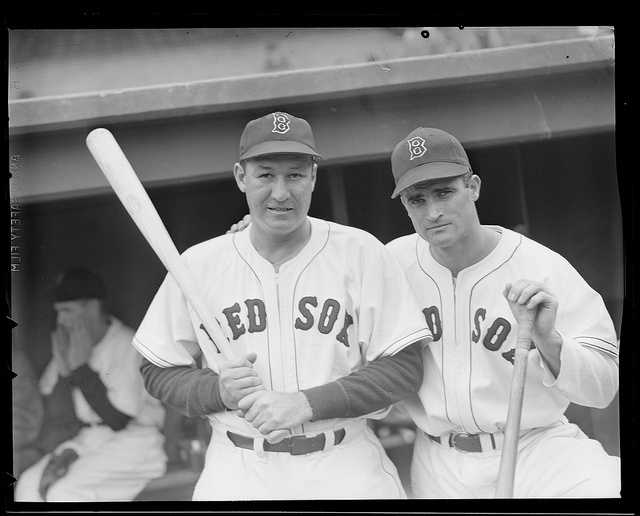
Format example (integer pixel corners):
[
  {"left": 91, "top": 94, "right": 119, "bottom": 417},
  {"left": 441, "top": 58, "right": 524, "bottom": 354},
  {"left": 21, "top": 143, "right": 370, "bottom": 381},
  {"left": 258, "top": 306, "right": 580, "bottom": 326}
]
[
  {"left": 503, "top": 280, "right": 554, "bottom": 310},
  {"left": 226, "top": 214, "right": 252, "bottom": 234},
  {"left": 237, "top": 390, "right": 262, "bottom": 418},
  {"left": 221, "top": 352, "right": 258, "bottom": 371},
  {"left": 236, "top": 391, "right": 276, "bottom": 433},
  {"left": 264, "top": 429, "right": 291, "bottom": 444},
  {"left": 220, "top": 354, "right": 263, "bottom": 409},
  {"left": 504, "top": 279, "right": 559, "bottom": 337},
  {"left": 244, "top": 352, "right": 258, "bottom": 364}
]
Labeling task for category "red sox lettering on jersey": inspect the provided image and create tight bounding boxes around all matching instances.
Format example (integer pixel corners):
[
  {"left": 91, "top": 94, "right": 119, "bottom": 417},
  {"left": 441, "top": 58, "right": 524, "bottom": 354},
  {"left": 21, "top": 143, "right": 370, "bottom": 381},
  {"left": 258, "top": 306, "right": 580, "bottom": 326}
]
[
  {"left": 218, "top": 296, "right": 354, "bottom": 347},
  {"left": 423, "top": 304, "right": 515, "bottom": 364},
  {"left": 134, "top": 216, "right": 432, "bottom": 437}
]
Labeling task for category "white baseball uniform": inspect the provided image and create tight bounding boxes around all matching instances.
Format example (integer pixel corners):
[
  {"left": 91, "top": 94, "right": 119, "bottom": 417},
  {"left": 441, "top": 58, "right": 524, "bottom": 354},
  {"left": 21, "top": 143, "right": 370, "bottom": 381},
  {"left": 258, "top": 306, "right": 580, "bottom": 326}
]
[
  {"left": 133, "top": 216, "right": 432, "bottom": 500},
  {"left": 14, "top": 318, "right": 167, "bottom": 502},
  {"left": 387, "top": 226, "right": 621, "bottom": 498}
]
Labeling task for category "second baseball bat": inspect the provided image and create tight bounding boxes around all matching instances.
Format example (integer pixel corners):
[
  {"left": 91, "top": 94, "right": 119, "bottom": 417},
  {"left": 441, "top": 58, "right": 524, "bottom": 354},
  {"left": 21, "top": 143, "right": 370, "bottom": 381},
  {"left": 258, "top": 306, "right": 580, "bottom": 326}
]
[
  {"left": 495, "top": 308, "right": 535, "bottom": 497},
  {"left": 86, "top": 128, "right": 236, "bottom": 365}
]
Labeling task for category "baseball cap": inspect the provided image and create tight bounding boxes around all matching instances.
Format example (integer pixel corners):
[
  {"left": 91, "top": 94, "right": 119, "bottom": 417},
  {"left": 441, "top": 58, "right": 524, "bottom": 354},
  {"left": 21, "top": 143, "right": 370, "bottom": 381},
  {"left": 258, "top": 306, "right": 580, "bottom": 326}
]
[
  {"left": 239, "top": 112, "right": 322, "bottom": 161},
  {"left": 52, "top": 266, "right": 107, "bottom": 302},
  {"left": 390, "top": 128, "right": 471, "bottom": 198}
]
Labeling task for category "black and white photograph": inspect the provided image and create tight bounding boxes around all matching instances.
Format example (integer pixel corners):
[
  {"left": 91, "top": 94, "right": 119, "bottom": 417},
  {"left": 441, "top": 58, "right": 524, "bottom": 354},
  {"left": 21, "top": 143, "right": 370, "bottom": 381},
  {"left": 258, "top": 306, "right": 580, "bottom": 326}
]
[{"left": 5, "top": 19, "right": 632, "bottom": 514}]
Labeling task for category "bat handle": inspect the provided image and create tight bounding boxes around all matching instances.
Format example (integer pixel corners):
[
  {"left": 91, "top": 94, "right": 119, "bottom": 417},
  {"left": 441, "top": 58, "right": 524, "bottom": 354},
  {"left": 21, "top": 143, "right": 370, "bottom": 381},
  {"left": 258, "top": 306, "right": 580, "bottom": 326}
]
[{"left": 495, "top": 308, "right": 535, "bottom": 498}]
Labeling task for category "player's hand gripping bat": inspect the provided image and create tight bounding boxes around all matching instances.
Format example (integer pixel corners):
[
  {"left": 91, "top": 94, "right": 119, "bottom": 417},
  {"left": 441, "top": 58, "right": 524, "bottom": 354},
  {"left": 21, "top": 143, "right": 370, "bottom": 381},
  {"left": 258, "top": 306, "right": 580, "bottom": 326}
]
[
  {"left": 85, "top": 128, "right": 235, "bottom": 367},
  {"left": 495, "top": 303, "right": 536, "bottom": 498}
]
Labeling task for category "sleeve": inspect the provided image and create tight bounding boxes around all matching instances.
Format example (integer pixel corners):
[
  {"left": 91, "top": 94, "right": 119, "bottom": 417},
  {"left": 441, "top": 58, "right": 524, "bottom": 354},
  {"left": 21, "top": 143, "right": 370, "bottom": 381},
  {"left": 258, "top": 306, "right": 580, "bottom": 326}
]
[
  {"left": 540, "top": 340, "right": 619, "bottom": 409},
  {"left": 67, "top": 364, "right": 132, "bottom": 430},
  {"left": 140, "top": 357, "right": 227, "bottom": 417},
  {"left": 133, "top": 272, "right": 203, "bottom": 368},
  {"left": 354, "top": 238, "right": 432, "bottom": 362},
  {"left": 302, "top": 341, "right": 425, "bottom": 421},
  {"left": 522, "top": 248, "right": 619, "bottom": 408}
]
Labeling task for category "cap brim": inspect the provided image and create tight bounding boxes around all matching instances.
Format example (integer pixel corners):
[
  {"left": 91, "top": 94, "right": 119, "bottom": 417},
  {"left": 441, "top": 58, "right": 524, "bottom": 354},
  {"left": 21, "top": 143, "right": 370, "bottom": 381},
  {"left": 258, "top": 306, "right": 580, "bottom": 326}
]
[
  {"left": 391, "top": 162, "right": 469, "bottom": 198},
  {"left": 240, "top": 140, "right": 322, "bottom": 160}
]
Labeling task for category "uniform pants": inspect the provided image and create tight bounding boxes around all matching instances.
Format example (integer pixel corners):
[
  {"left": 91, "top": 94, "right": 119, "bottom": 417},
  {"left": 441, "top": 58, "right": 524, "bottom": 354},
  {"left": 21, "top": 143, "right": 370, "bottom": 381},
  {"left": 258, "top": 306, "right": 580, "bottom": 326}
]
[
  {"left": 192, "top": 421, "right": 406, "bottom": 500},
  {"left": 410, "top": 419, "right": 621, "bottom": 498},
  {"left": 14, "top": 425, "right": 167, "bottom": 502}
]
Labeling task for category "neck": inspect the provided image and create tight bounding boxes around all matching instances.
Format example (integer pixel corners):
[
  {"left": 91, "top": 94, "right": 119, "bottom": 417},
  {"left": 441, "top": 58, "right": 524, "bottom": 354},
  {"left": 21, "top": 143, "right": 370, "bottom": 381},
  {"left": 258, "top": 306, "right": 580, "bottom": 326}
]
[
  {"left": 250, "top": 218, "right": 312, "bottom": 269},
  {"left": 431, "top": 225, "right": 500, "bottom": 277},
  {"left": 90, "top": 314, "right": 111, "bottom": 345}
]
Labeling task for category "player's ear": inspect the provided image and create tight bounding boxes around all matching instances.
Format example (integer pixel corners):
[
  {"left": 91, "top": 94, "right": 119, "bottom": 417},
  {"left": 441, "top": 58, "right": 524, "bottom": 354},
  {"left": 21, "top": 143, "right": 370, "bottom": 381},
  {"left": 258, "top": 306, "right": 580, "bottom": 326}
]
[
  {"left": 469, "top": 174, "right": 481, "bottom": 201},
  {"left": 311, "top": 161, "right": 318, "bottom": 191},
  {"left": 233, "top": 162, "right": 247, "bottom": 193}
]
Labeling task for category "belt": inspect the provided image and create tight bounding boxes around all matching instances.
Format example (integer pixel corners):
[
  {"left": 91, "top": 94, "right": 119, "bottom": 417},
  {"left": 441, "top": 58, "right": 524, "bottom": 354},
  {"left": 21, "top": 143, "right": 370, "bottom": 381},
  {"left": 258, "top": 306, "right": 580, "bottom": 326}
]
[
  {"left": 227, "top": 428, "right": 346, "bottom": 456},
  {"left": 426, "top": 431, "right": 500, "bottom": 453}
]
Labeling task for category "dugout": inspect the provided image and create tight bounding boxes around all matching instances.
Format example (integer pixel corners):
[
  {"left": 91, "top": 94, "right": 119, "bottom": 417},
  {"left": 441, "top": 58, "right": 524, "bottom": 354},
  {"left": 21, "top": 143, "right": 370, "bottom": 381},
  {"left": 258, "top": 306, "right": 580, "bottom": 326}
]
[{"left": 8, "top": 28, "right": 623, "bottom": 499}]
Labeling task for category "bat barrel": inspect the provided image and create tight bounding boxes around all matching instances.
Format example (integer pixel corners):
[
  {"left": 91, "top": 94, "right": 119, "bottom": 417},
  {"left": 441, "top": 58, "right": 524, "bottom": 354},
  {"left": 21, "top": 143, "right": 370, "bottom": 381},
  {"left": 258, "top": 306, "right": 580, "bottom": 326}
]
[{"left": 86, "top": 128, "right": 236, "bottom": 364}]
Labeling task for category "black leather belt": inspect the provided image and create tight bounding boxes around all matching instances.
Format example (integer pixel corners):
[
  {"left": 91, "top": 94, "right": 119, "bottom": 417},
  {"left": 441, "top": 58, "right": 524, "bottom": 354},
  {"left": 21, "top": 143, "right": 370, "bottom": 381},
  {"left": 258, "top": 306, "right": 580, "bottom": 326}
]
[
  {"left": 427, "top": 431, "right": 497, "bottom": 453},
  {"left": 227, "top": 428, "right": 346, "bottom": 456}
]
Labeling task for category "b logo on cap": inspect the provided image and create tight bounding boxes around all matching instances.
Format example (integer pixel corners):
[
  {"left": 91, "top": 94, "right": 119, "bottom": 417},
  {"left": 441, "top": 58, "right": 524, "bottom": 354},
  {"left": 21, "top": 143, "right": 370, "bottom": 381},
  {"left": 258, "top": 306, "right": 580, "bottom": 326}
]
[
  {"left": 407, "top": 136, "right": 427, "bottom": 160},
  {"left": 272, "top": 113, "right": 291, "bottom": 134}
]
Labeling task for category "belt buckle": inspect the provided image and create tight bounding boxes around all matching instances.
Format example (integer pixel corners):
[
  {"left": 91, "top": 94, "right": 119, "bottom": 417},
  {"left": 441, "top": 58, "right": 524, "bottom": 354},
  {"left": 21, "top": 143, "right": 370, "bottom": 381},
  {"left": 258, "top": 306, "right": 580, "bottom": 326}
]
[
  {"left": 287, "top": 435, "right": 309, "bottom": 456},
  {"left": 450, "top": 431, "right": 476, "bottom": 453}
]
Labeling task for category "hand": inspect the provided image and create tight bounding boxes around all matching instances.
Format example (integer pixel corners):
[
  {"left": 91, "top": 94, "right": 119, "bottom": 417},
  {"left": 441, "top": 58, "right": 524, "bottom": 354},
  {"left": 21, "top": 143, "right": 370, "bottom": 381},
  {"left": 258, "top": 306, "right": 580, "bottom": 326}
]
[
  {"left": 503, "top": 280, "right": 562, "bottom": 375},
  {"left": 51, "top": 327, "right": 72, "bottom": 377},
  {"left": 226, "top": 214, "right": 252, "bottom": 234},
  {"left": 65, "top": 318, "right": 94, "bottom": 371},
  {"left": 38, "top": 448, "right": 79, "bottom": 500},
  {"left": 219, "top": 352, "right": 264, "bottom": 410},
  {"left": 503, "top": 280, "right": 559, "bottom": 340},
  {"left": 237, "top": 390, "right": 313, "bottom": 441}
]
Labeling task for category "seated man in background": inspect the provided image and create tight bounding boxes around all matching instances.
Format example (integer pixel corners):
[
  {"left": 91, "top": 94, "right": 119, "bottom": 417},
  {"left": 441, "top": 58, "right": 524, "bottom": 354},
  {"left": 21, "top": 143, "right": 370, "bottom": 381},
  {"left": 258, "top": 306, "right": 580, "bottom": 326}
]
[{"left": 14, "top": 266, "right": 167, "bottom": 502}]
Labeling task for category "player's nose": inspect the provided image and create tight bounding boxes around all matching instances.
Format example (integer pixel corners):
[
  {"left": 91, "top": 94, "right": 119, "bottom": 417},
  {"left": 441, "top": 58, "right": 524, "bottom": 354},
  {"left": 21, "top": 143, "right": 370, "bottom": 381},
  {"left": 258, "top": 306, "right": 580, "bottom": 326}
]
[
  {"left": 270, "top": 178, "right": 290, "bottom": 202},
  {"left": 425, "top": 202, "right": 442, "bottom": 221}
]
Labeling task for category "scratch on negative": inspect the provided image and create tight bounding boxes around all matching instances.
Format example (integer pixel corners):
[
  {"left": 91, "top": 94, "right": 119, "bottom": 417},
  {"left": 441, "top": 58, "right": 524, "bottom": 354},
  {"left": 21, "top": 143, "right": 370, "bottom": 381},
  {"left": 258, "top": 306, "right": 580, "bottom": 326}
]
[{"left": 533, "top": 93, "right": 552, "bottom": 138}]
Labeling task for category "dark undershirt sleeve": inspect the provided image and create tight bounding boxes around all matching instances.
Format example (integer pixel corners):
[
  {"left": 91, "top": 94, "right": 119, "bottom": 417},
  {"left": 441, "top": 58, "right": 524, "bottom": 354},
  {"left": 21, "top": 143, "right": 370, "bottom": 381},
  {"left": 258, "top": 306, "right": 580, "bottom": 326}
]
[
  {"left": 66, "top": 364, "right": 132, "bottom": 431},
  {"left": 139, "top": 341, "right": 425, "bottom": 422},
  {"left": 140, "top": 357, "right": 226, "bottom": 417},
  {"left": 302, "top": 341, "right": 425, "bottom": 421}
]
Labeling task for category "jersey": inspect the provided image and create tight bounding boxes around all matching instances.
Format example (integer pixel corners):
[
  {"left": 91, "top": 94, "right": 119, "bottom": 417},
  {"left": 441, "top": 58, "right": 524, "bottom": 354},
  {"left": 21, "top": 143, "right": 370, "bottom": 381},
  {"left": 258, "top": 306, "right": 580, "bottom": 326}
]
[
  {"left": 386, "top": 226, "right": 619, "bottom": 437},
  {"left": 133, "top": 216, "right": 432, "bottom": 437}
]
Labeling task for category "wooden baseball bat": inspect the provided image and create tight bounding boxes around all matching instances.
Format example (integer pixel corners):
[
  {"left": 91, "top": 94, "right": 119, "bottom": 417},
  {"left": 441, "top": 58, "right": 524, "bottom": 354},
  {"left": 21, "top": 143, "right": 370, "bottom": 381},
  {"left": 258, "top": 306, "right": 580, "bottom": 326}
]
[
  {"left": 495, "top": 307, "right": 536, "bottom": 498},
  {"left": 86, "top": 128, "right": 236, "bottom": 366}
]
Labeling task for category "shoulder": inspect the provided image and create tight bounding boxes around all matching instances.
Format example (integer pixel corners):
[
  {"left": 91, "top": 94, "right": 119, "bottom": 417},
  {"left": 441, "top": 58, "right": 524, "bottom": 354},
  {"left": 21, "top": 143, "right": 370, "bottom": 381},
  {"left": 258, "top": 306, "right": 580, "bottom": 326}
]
[
  {"left": 107, "top": 317, "right": 136, "bottom": 345},
  {"left": 505, "top": 227, "right": 570, "bottom": 264},
  {"left": 501, "top": 227, "right": 582, "bottom": 278},
  {"left": 312, "top": 217, "right": 386, "bottom": 250},
  {"left": 386, "top": 233, "right": 419, "bottom": 252},
  {"left": 178, "top": 233, "right": 240, "bottom": 276},
  {"left": 385, "top": 233, "right": 420, "bottom": 268},
  {"left": 181, "top": 233, "right": 235, "bottom": 262}
]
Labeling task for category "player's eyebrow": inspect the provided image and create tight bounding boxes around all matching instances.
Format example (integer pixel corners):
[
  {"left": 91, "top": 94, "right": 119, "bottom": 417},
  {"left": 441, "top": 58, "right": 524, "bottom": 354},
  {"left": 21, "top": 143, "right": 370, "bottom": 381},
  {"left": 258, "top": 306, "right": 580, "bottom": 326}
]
[{"left": 403, "top": 190, "right": 426, "bottom": 203}]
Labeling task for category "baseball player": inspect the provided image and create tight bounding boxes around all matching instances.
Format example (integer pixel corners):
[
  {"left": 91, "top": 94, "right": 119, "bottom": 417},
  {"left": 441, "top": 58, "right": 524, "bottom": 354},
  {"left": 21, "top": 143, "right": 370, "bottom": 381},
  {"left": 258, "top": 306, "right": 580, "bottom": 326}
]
[
  {"left": 14, "top": 267, "right": 167, "bottom": 502},
  {"left": 132, "top": 112, "right": 432, "bottom": 500},
  {"left": 386, "top": 127, "right": 621, "bottom": 498}
]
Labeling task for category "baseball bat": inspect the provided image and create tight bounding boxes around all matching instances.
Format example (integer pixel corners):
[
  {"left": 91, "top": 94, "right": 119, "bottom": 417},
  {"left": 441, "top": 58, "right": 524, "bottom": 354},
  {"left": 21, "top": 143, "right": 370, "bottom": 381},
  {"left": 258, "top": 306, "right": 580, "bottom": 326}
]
[
  {"left": 86, "top": 128, "right": 236, "bottom": 366},
  {"left": 495, "top": 307, "right": 535, "bottom": 498}
]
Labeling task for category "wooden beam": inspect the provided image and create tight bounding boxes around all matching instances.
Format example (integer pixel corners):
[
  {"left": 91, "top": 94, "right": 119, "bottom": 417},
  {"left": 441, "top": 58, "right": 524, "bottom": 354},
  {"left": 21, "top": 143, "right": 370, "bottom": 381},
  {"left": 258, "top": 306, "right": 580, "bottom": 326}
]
[{"left": 9, "top": 36, "right": 614, "bottom": 135}]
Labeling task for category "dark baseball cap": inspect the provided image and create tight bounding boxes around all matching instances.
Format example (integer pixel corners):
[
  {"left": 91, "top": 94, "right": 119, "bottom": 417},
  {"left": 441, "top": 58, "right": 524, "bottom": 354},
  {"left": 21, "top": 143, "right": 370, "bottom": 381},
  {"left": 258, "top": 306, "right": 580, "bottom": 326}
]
[
  {"left": 52, "top": 266, "right": 107, "bottom": 302},
  {"left": 390, "top": 128, "right": 471, "bottom": 198},
  {"left": 239, "top": 111, "right": 322, "bottom": 161}
]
